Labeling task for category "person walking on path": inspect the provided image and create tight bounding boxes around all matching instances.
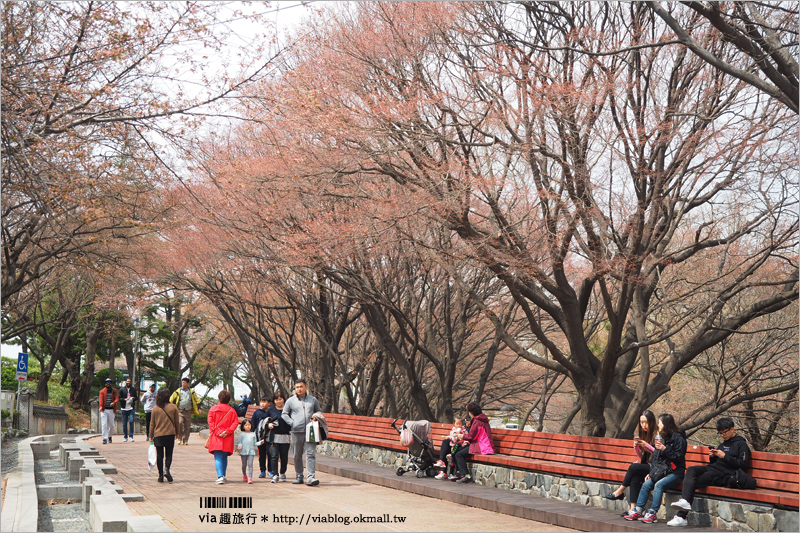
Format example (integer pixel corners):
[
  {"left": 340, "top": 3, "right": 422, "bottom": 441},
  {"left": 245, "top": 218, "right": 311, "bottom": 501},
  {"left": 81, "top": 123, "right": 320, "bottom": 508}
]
[
  {"left": 149, "top": 387, "right": 180, "bottom": 483},
  {"left": 250, "top": 396, "right": 273, "bottom": 479},
  {"left": 99, "top": 378, "right": 119, "bottom": 444},
  {"left": 668, "top": 417, "right": 754, "bottom": 527},
  {"left": 281, "top": 379, "right": 323, "bottom": 486},
  {"left": 141, "top": 384, "right": 157, "bottom": 440},
  {"left": 170, "top": 377, "right": 201, "bottom": 445},
  {"left": 267, "top": 390, "right": 292, "bottom": 483},
  {"left": 207, "top": 390, "right": 240, "bottom": 484},
  {"left": 118, "top": 378, "right": 138, "bottom": 442},
  {"left": 237, "top": 419, "right": 261, "bottom": 484}
]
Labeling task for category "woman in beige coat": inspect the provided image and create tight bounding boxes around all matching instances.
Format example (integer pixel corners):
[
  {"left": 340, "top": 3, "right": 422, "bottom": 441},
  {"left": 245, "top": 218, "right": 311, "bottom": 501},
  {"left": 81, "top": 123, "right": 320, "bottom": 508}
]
[{"left": 149, "top": 388, "right": 180, "bottom": 483}]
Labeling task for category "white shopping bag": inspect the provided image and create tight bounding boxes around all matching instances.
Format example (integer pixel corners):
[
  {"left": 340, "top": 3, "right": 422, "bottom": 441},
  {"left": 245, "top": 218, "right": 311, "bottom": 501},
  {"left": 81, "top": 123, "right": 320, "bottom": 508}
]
[
  {"left": 305, "top": 420, "right": 320, "bottom": 444},
  {"left": 147, "top": 442, "right": 157, "bottom": 471}
]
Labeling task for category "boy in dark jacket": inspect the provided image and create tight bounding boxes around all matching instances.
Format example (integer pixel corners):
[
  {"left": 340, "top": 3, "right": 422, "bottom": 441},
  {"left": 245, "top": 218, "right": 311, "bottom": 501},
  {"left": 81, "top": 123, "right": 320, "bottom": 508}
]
[
  {"left": 251, "top": 396, "right": 273, "bottom": 478},
  {"left": 668, "top": 417, "right": 753, "bottom": 527}
]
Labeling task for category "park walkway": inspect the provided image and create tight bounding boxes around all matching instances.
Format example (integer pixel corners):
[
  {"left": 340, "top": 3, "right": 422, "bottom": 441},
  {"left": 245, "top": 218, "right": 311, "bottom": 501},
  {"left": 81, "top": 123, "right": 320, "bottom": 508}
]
[{"left": 92, "top": 434, "right": 575, "bottom": 532}]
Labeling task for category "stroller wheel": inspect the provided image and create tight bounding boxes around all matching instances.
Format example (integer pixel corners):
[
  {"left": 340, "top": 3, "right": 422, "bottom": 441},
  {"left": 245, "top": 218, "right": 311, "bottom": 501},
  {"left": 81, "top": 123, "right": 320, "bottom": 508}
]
[
  {"left": 396, "top": 467, "right": 405, "bottom": 476},
  {"left": 426, "top": 467, "right": 436, "bottom": 477},
  {"left": 416, "top": 469, "right": 425, "bottom": 478}
]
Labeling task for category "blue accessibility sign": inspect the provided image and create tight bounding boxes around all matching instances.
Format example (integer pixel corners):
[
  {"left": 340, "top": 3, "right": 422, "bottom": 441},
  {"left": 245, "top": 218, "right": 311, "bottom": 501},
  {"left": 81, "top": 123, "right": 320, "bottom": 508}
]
[{"left": 16, "top": 352, "right": 28, "bottom": 380}]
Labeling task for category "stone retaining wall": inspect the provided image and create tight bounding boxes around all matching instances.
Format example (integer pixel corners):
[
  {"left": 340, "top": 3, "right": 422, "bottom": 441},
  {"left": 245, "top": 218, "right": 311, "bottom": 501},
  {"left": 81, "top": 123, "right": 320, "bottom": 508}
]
[{"left": 318, "top": 440, "right": 798, "bottom": 532}]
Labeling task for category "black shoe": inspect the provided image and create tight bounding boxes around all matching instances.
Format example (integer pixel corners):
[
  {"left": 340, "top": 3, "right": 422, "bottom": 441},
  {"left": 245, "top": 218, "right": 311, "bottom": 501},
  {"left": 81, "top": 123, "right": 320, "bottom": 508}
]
[
  {"left": 165, "top": 470, "right": 173, "bottom": 483},
  {"left": 157, "top": 474, "right": 164, "bottom": 483},
  {"left": 606, "top": 492, "right": 625, "bottom": 500}
]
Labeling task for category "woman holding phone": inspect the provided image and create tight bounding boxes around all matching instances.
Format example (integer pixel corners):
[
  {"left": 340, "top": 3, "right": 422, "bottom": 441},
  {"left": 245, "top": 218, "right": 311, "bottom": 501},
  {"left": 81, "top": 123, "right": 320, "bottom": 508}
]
[{"left": 605, "top": 410, "right": 657, "bottom": 515}]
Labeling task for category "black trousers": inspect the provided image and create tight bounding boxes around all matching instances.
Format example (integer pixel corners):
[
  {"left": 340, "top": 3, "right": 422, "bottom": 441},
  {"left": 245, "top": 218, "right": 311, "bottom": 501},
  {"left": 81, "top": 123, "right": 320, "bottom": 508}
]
[
  {"left": 677, "top": 466, "right": 721, "bottom": 518},
  {"left": 268, "top": 442, "right": 290, "bottom": 475},
  {"left": 145, "top": 412, "right": 152, "bottom": 439},
  {"left": 454, "top": 445, "right": 472, "bottom": 477},
  {"left": 153, "top": 435, "right": 174, "bottom": 476},
  {"left": 622, "top": 462, "right": 651, "bottom": 505},
  {"left": 257, "top": 441, "right": 268, "bottom": 473},
  {"left": 439, "top": 438, "right": 453, "bottom": 462}
]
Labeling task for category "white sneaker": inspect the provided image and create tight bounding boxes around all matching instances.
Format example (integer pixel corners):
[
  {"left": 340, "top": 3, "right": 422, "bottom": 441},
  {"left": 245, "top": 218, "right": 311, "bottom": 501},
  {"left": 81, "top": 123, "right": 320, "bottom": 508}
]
[
  {"left": 671, "top": 499, "right": 692, "bottom": 511},
  {"left": 435, "top": 472, "right": 447, "bottom": 480},
  {"left": 667, "top": 516, "right": 688, "bottom": 527},
  {"left": 216, "top": 477, "right": 225, "bottom": 484}
]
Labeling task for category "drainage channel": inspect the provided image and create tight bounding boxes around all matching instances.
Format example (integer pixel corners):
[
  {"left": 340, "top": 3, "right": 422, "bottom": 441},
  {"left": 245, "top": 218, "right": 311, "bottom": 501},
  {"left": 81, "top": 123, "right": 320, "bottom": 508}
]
[{"left": 35, "top": 454, "right": 91, "bottom": 532}]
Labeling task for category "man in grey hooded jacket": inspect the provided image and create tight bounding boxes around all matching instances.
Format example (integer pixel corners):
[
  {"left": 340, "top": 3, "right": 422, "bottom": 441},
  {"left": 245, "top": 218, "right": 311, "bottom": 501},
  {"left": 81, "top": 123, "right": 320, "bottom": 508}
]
[{"left": 281, "top": 379, "right": 323, "bottom": 485}]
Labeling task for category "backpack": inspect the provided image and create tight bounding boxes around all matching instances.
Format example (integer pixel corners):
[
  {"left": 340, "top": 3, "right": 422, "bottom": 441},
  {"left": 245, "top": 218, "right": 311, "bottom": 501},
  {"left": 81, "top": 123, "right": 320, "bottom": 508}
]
[{"left": 725, "top": 469, "right": 757, "bottom": 490}]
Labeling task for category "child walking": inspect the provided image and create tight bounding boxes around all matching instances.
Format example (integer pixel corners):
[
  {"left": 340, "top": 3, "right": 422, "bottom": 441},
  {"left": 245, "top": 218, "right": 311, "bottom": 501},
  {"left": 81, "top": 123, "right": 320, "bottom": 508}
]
[{"left": 237, "top": 420, "right": 261, "bottom": 484}]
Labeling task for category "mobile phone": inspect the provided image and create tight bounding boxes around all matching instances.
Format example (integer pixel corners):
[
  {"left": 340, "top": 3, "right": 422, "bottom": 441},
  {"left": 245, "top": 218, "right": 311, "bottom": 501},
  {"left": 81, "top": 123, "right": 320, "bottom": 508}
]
[{"left": 707, "top": 445, "right": 716, "bottom": 450}]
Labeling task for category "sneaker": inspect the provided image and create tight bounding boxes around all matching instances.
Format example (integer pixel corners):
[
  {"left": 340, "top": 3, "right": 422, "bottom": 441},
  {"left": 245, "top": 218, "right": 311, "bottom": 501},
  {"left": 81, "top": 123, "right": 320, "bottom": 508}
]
[
  {"left": 130, "top": 437, "right": 134, "bottom": 442},
  {"left": 271, "top": 475, "right": 280, "bottom": 483},
  {"left": 108, "top": 437, "right": 112, "bottom": 443},
  {"left": 433, "top": 460, "right": 446, "bottom": 469},
  {"left": 247, "top": 477, "right": 253, "bottom": 484},
  {"left": 640, "top": 510, "right": 657, "bottom": 524},
  {"left": 623, "top": 511, "right": 641, "bottom": 521},
  {"left": 667, "top": 516, "right": 688, "bottom": 527},
  {"left": 671, "top": 499, "right": 692, "bottom": 511},
  {"left": 605, "top": 492, "right": 624, "bottom": 500},
  {"left": 292, "top": 476, "right": 304, "bottom": 484},
  {"left": 102, "top": 439, "right": 107, "bottom": 445},
  {"left": 177, "top": 440, "right": 182, "bottom": 445},
  {"left": 258, "top": 471, "right": 267, "bottom": 479},
  {"left": 243, "top": 475, "right": 248, "bottom": 482},
  {"left": 447, "top": 474, "right": 458, "bottom": 481},
  {"left": 456, "top": 475, "right": 473, "bottom": 484},
  {"left": 435, "top": 472, "right": 448, "bottom": 480},
  {"left": 280, "top": 474, "right": 286, "bottom": 482},
  {"left": 306, "top": 477, "right": 319, "bottom": 486},
  {"left": 216, "top": 477, "right": 225, "bottom": 484},
  {"left": 123, "top": 437, "right": 128, "bottom": 442}
]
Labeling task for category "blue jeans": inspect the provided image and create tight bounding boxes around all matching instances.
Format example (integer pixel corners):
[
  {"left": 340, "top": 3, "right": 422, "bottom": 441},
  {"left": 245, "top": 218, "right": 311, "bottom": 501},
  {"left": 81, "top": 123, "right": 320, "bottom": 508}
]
[
  {"left": 637, "top": 473, "right": 682, "bottom": 512},
  {"left": 121, "top": 410, "right": 135, "bottom": 438},
  {"left": 213, "top": 451, "right": 228, "bottom": 478}
]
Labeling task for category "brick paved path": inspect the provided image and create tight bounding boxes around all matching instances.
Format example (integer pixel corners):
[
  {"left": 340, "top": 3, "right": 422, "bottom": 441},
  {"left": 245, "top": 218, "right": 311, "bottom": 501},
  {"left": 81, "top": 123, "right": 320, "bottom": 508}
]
[{"left": 92, "top": 434, "right": 575, "bottom": 532}]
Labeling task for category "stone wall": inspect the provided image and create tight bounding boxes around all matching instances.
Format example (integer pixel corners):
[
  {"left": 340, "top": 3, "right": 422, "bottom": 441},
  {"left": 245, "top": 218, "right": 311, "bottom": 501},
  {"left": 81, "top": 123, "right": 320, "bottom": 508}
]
[{"left": 318, "top": 440, "right": 798, "bottom": 532}]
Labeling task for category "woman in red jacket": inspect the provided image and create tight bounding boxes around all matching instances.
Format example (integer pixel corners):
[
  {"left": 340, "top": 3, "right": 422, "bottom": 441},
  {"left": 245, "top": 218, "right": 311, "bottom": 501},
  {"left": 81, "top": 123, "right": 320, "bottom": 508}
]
[{"left": 207, "top": 390, "right": 240, "bottom": 484}]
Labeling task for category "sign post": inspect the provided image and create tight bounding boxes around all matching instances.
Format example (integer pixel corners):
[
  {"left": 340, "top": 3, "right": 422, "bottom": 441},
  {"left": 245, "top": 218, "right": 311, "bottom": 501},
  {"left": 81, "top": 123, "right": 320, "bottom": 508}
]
[{"left": 16, "top": 352, "right": 28, "bottom": 412}]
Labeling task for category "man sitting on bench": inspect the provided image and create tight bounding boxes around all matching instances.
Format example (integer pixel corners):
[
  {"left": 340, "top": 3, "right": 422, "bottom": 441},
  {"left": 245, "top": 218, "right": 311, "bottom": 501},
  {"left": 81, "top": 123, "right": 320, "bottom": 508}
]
[{"left": 668, "top": 417, "right": 754, "bottom": 527}]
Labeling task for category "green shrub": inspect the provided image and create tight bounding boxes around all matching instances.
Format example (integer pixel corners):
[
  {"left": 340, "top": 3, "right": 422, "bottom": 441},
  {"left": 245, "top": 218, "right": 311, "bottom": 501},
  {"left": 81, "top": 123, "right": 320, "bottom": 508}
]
[
  {"left": 93, "top": 368, "right": 125, "bottom": 387},
  {"left": 1, "top": 409, "right": 10, "bottom": 420}
]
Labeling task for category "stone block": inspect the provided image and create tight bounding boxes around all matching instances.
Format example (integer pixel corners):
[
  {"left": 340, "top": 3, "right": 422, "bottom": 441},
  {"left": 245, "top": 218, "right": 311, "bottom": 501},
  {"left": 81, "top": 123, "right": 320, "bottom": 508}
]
[
  {"left": 575, "top": 480, "right": 588, "bottom": 494},
  {"left": 688, "top": 512, "right": 712, "bottom": 527},
  {"left": 586, "top": 481, "right": 600, "bottom": 496},
  {"left": 758, "top": 512, "right": 775, "bottom": 532},
  {"left": 127, "top": 516, "right": 172, "bottom": 532},
  {"left": 90, "top": 493, "right": 133, "bottom": 532},
  {"left": 558, "top": 484, "right": 569, "bottom": 501},
  {"left": 37, "top": 483, "right": 83, "bottom": 501},
  {"left": 744, "top": 511, "right": 760, "bottom": 531},
  {"left": 31, "top": 441, "right": 51, "bottom": 460},
  {"left": 543, "top": 475, "right": 553, "bottom": 491},
  {"left": 718, "top": 501, "right": 733, "bottom": 522},
  {"left": 121, "top": 493, "right": 144, "bottom": 502},
  {"left": 775, "top": 509, "right": 799, "bottom": 532},
  {"left": 578, "top": 495, "right": 590, "bottom": 506},
  {"left": 730, "top": 503, "right": 745, "bottom": 522}
]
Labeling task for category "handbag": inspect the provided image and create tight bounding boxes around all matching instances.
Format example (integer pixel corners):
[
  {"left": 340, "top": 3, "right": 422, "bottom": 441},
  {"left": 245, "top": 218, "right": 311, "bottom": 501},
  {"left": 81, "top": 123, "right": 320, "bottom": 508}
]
[
  {"left": 649, "top": 460, "right": 674, "bottom": 482},
  {"left": 726, "top": 469, "right": 757, "bottom": 489},
  {"left": 306, "top": 420, "right": 320, "bottom": 444}
]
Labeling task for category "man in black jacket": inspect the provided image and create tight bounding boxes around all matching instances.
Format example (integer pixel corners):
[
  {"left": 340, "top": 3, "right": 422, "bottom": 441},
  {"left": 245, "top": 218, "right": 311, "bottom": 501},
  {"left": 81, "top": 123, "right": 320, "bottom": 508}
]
[
  {"left": 118, "top": 378, "right": 138, "bottom": 442},
  {"left": 668, "top": 417, "right": 752, "bottom": 527}
]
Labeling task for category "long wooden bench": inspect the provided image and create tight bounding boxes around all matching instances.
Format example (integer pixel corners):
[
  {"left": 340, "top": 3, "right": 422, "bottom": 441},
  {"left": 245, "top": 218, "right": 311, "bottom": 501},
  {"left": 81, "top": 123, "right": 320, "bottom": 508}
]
[{"left": 323, "top": 413, "right": 799, "bottom": 510}]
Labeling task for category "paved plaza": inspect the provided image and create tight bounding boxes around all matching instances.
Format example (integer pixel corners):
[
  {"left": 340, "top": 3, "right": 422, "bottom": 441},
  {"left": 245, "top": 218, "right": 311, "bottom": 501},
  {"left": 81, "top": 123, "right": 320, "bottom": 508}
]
[{"left": 93, "top": 434, "right": 575, "bottom": 532}]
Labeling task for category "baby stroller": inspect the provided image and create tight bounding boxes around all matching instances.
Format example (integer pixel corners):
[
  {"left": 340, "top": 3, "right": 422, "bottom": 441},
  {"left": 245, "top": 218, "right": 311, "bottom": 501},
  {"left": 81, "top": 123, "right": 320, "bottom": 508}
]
[{"left": 391, "top": 418, "right": 437, "bottom": 478}]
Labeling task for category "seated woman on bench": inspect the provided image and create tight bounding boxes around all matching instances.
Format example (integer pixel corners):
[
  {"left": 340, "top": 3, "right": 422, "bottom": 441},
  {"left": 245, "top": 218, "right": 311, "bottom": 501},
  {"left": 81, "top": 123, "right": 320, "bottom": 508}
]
[
  {"left": 452, "top": 402, "right": 495, "bottom": 484},
  {"left": 606, "top": 410, "right": 657, "bottom": 516},
  {"left": 623, "top": 413, "right": 687, "bottom": 524}
]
